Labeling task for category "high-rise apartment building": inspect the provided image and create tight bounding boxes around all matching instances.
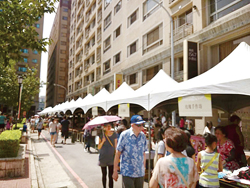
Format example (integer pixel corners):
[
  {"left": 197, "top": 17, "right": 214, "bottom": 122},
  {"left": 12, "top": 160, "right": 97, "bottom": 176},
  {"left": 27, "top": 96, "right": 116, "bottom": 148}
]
[
  {"left": 46, "top": 0, "right": 71, "bottom": 107},
  {"left": 67, "top": 0, "right": 250, "bottom": 101},
  {"left": 18, "top": 16, "right": 44, "bottom": 115}
]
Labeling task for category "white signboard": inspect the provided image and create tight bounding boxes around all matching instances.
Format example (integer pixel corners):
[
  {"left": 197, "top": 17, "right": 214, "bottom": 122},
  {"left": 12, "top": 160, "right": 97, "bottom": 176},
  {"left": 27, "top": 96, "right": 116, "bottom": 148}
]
[
  {"left": 118, "top": 104, "right": 130, "bottom": 117},
  {"left": 178, "top": 94, "right": 212, "bottom": 117},
  {"left": 92, "top": 107, "right": 98, "bottom": 116}
]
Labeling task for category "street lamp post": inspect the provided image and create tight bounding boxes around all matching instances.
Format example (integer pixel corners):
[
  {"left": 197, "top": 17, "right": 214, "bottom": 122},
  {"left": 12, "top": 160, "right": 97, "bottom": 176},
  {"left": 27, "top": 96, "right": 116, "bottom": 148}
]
[
  {"left": 54, "top": 83, "right": 67, "bottom": 102},
  {"left": 15, "top": 76, "right": 23, "bottom": 129},
  {"left": 152, "top": 0, "right": 176, "bottom": 127}
]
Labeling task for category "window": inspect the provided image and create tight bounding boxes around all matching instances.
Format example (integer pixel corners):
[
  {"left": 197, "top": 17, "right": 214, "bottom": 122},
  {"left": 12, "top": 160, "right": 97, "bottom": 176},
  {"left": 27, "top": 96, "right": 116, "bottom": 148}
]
[
  {"left": 23, "top": 58, "right": 28, "bottom": 63},
  {"left": 104, "top": 12, "right": 111, "bottom": 31},
  {"left": 143, "top": 0, "right": 161, "bottom": 20},
  {"left": 61, "top": 50, "right": 66, "bottom": 54},
  {"left": 62, "top": 16, "right": 68, "bottom": 20},
  {"left": 32, "top": 59, "right": 38, "bottom": 63},
  {"left": 61, "top": 41, "right": 66, "bottom": 45},
  {"left": 61, "top": 33, "right": 67, "bottom": 37},
  {"left": 127, "top": 40, "right": 138, "bottom": 56},
  {"left": 103, "top": 59, "right": 111, "bottom": 75},
  {"left": 22, "top": 49, "right": 28, "bottom": 53},
  {"left": 18, "top": 67, "right": 27, "bottom": 72},
  {"left": 209, "top": 0, "right": 250, "bottom": 23},
  {"left": 113, "top": 52, "right": 121, "bottom": 65},
  {"left": 33, "top": 50, "right": 38, "bottom": 54},
  {"left": 143, "top": 24, "right": 163, "bottom": 54},
  {"left": 114, "top": 25, "right": 121, "bottom": 39},
  {"left": 34, "top": 23, "right": 40, "bottom": 28},
  {"left": 63, "top": 8, "right": 68, "bottom": 12},
  {"left": 103, "top": 36, "right": 111, "bottom": 52},
  {"left": 104, "top": 0, "right": 111, "bottom": 9},
  {"left": 128, "top": 9, "right": 138, "bottom": 27},
  {"left": 128, "top": 73, "right": 137, "bottom": 85},
  {"left": 114, "top": 1, "right": 122, "bottom": 15},
  {"left": 60, "top": 58, "right": 66, "bottom": 63},
  {"left": 178, "top": 9, "right": 192, "bottom": 27}
]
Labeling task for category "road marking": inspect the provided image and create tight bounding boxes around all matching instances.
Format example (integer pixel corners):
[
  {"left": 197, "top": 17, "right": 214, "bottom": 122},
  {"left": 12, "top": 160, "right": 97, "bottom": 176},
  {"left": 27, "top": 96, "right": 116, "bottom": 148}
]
[{"left": 41, "top": 133, "right": 88, "bottom": 188}]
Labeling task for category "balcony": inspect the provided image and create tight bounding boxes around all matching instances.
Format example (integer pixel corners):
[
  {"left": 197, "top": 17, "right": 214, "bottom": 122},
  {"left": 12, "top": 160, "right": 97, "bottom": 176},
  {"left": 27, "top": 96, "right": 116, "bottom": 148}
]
[
  {"left": 86, "top": 14, "right": 90, "bottom": 22},
  {"left": 97, "top": 32, "right": 101, "bottom": 41},
  {"left": 174, "top": 70, "right": 183, "bottom": 82},
  {"left": 96, "top": 52, "right": 101, "bottom": 63},
  {"left": 97, "top": 12, "right": 102, "bottom": 24},
  {"left": 172, "top": 23, "right": 193, "bottom": 42},
  {"left": 84, "top": 63, "right": 90, "bottom": 71},
  {"left": 96, "top": 74, "right": 101, "bottom": 81},
  {"left": 85, "top": 48, "right": 89, "bottom": 56},
  {"left": 84, "top": 80, "right": 90, "bottom": 86},
  {"left": 86, "top": 0, "right": 90, "bottom": 7},
  {"left": 85, "top": 29, "right": 90, "bottom": 39}
]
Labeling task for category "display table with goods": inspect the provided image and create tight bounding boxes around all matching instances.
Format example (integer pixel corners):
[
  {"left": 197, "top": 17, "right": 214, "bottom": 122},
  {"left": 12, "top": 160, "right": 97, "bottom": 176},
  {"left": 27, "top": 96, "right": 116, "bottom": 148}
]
[{"left": 219, "top": 167, "right": 250, "bottom": 187}]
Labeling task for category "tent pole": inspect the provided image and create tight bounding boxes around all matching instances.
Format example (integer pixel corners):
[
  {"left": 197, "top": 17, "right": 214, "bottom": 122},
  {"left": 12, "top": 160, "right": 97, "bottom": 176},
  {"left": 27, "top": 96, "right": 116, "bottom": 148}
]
[{"left": 148, "top": 93, "right": 151, "bottom": 186}]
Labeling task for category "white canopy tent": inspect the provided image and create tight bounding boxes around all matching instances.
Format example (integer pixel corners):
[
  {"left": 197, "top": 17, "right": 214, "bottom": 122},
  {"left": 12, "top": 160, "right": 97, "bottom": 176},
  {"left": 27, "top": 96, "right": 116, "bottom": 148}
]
[
  {"left": 84, "top": 88, "right": 110, "bottom": 113},
  {"left": 63, "top": 99, "right": 75, "bottom": 113},
  {"left": 151, "top": 42, "right": 250, "bottom": 110},
  {"left": 122, "top": 69, "right": 179, "bottom": 111},
  {"left": 76, "top": 93, "right": 93, "bottom": 113},
  {"left": 106, "top": 82, "right": 135, "bottom": 111}
]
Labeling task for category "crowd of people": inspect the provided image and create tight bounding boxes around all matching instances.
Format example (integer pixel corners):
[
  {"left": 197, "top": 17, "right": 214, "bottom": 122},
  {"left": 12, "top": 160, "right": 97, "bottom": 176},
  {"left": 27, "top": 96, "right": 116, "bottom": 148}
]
[
  {"left": 95, "top": 114, "right": 248, "bottom": 188},
  {"left": 1, "top": 110, "right": 248, "bottom": 188}
]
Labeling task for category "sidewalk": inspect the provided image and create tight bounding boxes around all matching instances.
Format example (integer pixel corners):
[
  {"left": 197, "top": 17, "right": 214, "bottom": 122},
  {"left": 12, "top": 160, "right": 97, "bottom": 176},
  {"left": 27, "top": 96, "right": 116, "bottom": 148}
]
[{"left": 30, "top": 130, "right": 80, "bottom": 188}]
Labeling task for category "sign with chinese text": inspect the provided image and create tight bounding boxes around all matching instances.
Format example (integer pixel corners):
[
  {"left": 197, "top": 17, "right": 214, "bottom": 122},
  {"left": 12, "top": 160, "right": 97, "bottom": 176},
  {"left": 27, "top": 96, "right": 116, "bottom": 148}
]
[
  {"left": 183, "top": 40, "right": 198, "bottom": 80},
  {"left": 114, "top": 74, "right": 123, "bottom": 89},
  {"left": 178, "top": 94, "right": 212, "bottom": 117},
  {"left": 92, "top": 107, "right": 98, "bottom": 116},
  {"left": 118, "top": 104, "right": 130, "bottom": 117}
]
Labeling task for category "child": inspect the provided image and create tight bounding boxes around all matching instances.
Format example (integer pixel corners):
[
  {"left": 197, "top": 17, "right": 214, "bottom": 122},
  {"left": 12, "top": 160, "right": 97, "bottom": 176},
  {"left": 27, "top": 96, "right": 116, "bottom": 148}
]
[
  {"left": 5, "top": 120, "right": 11, "bottom": 130},
  {"left": 197, "top": 133, "right": 223, "bottom": 188},
  {"left": 23, "top": 122, "right": 27, "bottom": 134}
]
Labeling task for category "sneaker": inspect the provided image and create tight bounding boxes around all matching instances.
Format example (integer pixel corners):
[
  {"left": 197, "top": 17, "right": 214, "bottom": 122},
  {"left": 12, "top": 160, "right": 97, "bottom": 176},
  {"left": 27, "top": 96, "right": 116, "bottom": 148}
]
[{"left": 84, "top": 148, "right": 87, "bottom": 152}]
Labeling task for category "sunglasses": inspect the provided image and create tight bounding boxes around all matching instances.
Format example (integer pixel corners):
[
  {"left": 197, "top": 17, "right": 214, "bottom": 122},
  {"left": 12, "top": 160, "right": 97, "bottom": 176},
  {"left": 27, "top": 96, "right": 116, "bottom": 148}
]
[{"left": 135, "top": 123, "right": 144, "bottom": 127}]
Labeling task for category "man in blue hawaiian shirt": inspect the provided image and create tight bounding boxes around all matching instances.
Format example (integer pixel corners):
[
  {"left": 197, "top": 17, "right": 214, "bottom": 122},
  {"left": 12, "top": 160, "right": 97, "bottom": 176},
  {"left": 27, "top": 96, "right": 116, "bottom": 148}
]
[{"left": 113, "top": 115, "right": 147, "bottom": 188}]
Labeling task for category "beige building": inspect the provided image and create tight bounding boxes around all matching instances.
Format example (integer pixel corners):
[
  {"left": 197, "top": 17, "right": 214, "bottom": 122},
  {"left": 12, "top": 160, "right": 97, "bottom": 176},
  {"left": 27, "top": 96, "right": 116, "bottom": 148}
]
[
  {"left": 67, "top": 0, "right": 250, "bottom": 99},
  {"left": 17, "top": 16, "right": 44, "bottom": 114},
  {"left": 46, "top": 0, "right": 71, "bottom": 107}
]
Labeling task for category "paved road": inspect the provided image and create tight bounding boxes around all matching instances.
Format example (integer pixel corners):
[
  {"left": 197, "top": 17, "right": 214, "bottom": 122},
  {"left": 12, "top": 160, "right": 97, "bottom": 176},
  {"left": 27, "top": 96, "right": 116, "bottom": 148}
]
[{"left": 32, "top": 129, "right": 149, "bottom": 188}]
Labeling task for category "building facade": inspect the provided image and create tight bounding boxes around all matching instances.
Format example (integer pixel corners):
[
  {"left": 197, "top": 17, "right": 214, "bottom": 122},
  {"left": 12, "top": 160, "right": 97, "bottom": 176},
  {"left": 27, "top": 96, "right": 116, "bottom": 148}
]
[
  {"left": 17, "top": 16, "right": 44, "bottom": 115},
  {"left": 46, "top": 0, "right": 71, "bottom": 107},
  {"left": 67, "top": 0, "right": 250, "bottom": 100}
]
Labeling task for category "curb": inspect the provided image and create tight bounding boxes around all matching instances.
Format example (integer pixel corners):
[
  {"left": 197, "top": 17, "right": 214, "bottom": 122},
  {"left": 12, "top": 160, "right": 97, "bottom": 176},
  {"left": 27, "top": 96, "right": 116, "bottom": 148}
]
[{"left": 28, "top": 130, "right": 38, "bottom": 188}]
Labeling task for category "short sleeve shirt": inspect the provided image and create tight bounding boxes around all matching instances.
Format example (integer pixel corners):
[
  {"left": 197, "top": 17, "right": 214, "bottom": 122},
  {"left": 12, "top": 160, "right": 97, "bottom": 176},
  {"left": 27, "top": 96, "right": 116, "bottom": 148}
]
[
  {"left": 157, "top": 140, "right": 165, "bottom": 155},
  {"left": 117, "top": 128, "right": 147, "bottom": 178},
  {"left": 152, "top": 156, "right": 199, "bottom": 188},
  {"left": 0, "top": 115, "right": 6, "bottom": 124}
]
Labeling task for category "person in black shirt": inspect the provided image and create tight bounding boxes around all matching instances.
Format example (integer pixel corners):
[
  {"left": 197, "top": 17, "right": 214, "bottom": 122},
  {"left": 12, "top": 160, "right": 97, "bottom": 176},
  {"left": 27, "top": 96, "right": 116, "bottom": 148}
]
[
  {"left": 61, "top": 116, "right": 70, "bottom": 144},
  {"left": 184, "top": 130, "right": 196, "bottom": 161}
]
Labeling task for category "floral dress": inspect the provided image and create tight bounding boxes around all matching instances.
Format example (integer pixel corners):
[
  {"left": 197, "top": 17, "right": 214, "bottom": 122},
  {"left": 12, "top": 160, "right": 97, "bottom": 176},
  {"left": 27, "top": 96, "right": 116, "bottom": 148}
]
[
  {"left": 151, "top": 156, "right": 199, "bottom": 188},
  {"left": 217, "top": 139, "right": 240, "bottom": 171}
]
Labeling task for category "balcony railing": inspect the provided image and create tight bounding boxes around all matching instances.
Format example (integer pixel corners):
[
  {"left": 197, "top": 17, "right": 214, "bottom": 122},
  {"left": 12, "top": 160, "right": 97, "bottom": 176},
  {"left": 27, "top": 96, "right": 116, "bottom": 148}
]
[
  {"left": 174, "top": 70, "right": 183, "bottom": 82},
  {"left": 86, "top": 0, "right": 90, "bottom": 7},
  {"left": 96, "top": 52, "right": 101, "bottom": 62},
  {"left": 96, "top": 74, "right": 101, "bottom": 81},
  {"left": 171, "top": 23, "right": 193, "bottom": 42},
  {"left": 97, "top": 12, "right": 102, "bottom": 23},
  {"left": 85, "top": 29, "right": 90, "bottom": 39}
]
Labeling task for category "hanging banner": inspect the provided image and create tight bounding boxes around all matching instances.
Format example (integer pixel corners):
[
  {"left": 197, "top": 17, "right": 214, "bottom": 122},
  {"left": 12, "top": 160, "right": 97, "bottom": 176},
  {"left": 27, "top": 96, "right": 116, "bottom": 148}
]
[
  {"left": 114, "top": 74, "right": 123, "bottom": 89},
  {"left": 92, "top": 107, "right": 98, "bottom": 116},
  {"left": 118, "top": 104, "right": 130, "bottom": 117},
  {"left": 183, "top": 40, "right": 198, "bottom": 80},
  {"left": 178, "top": 94, "right": 212, "bottom": 117}
]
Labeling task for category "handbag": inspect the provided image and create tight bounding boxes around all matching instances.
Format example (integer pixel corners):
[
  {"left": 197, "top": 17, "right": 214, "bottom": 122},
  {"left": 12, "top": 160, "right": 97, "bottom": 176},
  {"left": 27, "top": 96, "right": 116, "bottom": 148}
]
[
  {"left": 200, "top": 153, "right": 218, "bottom": 174},
  {"left": 168, "top": 160, "right": 189, "bottom": 188}
]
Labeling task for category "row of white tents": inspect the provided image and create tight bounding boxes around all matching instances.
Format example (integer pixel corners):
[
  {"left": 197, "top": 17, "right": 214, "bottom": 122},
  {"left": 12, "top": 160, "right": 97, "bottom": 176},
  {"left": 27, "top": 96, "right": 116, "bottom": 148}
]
[{"left": 39, "top": 42, "right": 250, "bottom": 116}]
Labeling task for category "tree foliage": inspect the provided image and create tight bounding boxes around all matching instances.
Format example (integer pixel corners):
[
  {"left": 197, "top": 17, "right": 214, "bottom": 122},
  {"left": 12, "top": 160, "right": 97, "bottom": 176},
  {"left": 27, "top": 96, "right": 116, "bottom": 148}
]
[
  {"left": 0, "top": 60, "right": 40, "bottom": 114},
  {"left": 0, "top": 0, "right": 58, "bottom": 66}
]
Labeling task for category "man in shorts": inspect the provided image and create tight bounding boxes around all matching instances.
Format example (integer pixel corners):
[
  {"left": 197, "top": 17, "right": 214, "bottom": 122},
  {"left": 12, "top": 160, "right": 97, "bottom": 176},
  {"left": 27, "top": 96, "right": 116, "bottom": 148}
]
[{"left": 113, "top": 115, "right": 147, "bottom": 188}]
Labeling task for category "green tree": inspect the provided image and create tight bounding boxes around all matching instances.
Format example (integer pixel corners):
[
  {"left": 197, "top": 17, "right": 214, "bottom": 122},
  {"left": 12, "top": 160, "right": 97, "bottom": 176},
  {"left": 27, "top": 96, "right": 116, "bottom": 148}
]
[
  {"left": 0, "top": 60, "right": 40, "bottom": 115},
  {"left": 0, "top": 0, "right": 58, "bottom": 66}
]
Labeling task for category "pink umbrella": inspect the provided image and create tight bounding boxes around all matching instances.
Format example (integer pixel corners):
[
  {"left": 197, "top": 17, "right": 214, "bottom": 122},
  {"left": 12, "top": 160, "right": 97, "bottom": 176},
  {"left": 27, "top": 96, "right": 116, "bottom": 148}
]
[{"left": 83, "top": 115, "right": 122, "bottom": 130}]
